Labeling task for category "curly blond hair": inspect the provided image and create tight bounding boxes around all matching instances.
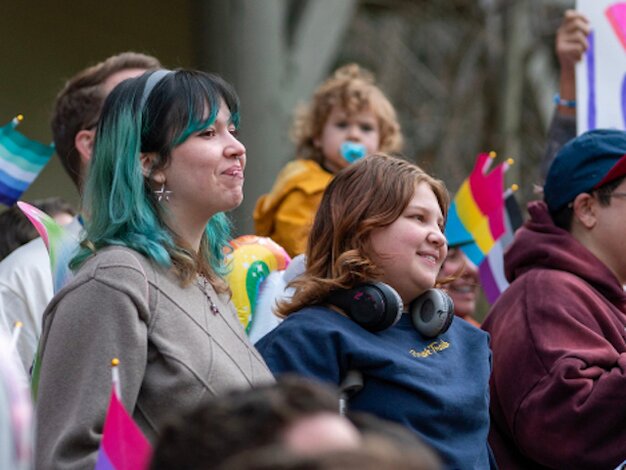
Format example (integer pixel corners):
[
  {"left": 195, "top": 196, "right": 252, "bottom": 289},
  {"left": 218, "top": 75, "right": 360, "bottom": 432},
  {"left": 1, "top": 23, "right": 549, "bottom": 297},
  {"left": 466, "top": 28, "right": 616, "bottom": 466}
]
[{"left": 291, "top": 64, "right": 403, "bottom": 164}]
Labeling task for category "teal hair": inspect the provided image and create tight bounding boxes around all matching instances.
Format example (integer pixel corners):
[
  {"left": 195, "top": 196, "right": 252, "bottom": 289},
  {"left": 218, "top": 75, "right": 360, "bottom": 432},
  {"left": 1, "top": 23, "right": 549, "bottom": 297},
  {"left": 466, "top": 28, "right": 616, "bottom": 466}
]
[{"left": 72, "top": 70, "right": 240, "bottom": 280}]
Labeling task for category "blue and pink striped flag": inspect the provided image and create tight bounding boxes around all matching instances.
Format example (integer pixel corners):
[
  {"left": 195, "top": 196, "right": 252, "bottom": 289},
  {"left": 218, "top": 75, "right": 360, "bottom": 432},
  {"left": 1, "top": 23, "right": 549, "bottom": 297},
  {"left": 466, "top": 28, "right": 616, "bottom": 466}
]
[
  {"left": 94, "top": 387, "right": 152, "bottom": 470},
  {"left": 0, "top": 116, "right": 54, "bottom": 206}
]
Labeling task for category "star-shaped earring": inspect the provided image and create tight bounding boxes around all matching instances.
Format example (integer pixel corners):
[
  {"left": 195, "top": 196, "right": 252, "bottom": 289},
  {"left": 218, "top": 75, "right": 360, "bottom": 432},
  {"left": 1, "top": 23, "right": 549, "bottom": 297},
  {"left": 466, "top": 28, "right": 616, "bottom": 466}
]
[{"left": 154, "top": 183, "right": 173, "bottom": 202}]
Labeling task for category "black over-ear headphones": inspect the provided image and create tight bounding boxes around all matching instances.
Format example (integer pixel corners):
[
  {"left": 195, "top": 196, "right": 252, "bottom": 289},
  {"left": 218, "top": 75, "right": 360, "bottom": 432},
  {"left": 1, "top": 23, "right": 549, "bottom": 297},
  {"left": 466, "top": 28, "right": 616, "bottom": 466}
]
[{"left": 326, "top": 282, "right": 454, "bottom": 337}]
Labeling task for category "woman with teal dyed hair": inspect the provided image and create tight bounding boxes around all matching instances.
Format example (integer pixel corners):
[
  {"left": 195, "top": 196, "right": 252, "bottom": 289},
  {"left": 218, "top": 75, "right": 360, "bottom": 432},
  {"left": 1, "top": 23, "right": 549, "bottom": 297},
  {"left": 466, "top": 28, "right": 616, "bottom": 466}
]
[{"left": 34, "top": 70, "right": 274, "bottom": 469}]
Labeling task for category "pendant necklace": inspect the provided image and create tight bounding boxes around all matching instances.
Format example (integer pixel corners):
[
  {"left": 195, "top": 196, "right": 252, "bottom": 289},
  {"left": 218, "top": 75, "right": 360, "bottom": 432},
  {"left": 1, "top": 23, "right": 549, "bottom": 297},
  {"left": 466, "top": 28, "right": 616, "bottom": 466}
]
[{"left": 198, "top": 275, "right": 220, "bottom": 315}]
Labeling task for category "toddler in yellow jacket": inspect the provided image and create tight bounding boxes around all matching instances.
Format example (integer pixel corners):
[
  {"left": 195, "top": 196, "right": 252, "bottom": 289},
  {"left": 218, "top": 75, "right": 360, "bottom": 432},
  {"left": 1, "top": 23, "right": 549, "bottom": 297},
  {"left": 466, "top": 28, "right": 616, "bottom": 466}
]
[{"left": 254, "top": 64, "right": 403, "bottom": 257}]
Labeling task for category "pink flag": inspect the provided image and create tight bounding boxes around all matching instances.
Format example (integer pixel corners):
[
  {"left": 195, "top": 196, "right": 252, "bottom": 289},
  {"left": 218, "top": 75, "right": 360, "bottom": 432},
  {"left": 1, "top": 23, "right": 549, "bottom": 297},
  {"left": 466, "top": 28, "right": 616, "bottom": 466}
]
[{"left": 94, "top": 388, "right": 152, "bottom": 470}]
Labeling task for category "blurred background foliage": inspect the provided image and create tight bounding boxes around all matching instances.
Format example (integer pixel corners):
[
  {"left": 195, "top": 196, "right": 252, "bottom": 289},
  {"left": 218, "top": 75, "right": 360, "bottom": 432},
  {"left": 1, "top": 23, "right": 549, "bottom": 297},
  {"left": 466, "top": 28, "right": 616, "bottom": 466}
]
[
  {"left": 338, "top": 0, "right": 571, "bottom": 203},
  {"left": 1, "top": 0, "right": 575, "bottom": 234}
]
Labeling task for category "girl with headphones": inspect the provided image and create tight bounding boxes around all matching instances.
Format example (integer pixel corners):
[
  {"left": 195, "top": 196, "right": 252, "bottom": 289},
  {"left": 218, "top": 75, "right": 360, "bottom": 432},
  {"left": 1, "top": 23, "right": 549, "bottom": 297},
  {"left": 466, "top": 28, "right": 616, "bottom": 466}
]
[{"left": 256, "top": 154, "right": 495, "bottom": 469}]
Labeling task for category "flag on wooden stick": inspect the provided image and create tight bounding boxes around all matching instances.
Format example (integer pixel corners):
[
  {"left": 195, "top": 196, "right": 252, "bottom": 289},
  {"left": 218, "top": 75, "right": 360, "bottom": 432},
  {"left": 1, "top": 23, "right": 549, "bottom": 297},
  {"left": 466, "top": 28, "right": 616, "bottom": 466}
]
[{"left": 94, "top": 359, "right": 152, "bottom": 470}]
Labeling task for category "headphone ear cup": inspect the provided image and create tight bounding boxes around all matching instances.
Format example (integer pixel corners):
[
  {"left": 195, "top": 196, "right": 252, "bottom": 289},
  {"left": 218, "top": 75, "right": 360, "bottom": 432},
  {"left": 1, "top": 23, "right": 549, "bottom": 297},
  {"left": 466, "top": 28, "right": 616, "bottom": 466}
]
[
  {"left": 410, "top": 289, "right": 455, "bottom": 338},
  {"left": 368, "top": 283, "right": 404, "bottom": 331},
  {"left": 326, "top": 282, "right": 403, "bottom": 332}
]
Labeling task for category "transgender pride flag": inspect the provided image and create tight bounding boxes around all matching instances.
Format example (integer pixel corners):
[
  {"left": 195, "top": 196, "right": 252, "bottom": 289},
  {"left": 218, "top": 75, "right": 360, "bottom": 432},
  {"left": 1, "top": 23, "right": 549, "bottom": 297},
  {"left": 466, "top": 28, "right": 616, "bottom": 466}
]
[
  {"left": 0, "top": 115, "right": 54, "bottom": 206},
  {"left": 94, "top": 388, "right": 152, "bottom": 470}
]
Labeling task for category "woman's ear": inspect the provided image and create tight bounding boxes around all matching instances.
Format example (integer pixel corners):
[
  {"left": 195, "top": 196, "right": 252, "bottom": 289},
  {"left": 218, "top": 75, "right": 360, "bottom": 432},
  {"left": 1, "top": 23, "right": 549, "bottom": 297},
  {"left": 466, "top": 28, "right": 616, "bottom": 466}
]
[
  {"left": 572, "top": 193, "right": 597, "bottom": 229},
  {"left": 140, "top": 152, "right": 165, "bottom": 183},
  {"left": 75, "top": 129, "right": 95, "bottom": 168}
]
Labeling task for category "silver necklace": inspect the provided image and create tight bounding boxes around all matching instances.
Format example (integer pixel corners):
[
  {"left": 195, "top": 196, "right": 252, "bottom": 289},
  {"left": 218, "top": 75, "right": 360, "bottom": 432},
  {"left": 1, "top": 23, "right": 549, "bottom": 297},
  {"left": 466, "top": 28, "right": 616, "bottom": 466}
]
[{"left": 198, "top": 275, "right": 220, "bottom": 315}]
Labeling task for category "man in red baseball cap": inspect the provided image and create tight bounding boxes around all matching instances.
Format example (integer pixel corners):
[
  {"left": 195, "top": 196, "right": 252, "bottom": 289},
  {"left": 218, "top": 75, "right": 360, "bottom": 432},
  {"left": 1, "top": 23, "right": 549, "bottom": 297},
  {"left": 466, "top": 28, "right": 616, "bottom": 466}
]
[{"left": 482, "top": 128, "right": 626, "bottom": 469}]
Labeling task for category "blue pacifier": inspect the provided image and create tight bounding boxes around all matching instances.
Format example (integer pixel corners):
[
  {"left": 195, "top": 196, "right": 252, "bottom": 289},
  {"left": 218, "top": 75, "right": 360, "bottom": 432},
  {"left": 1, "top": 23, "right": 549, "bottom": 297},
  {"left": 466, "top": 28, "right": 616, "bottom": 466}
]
[{"left": 340, "top": 142, "right": 367, "bottom": 163}]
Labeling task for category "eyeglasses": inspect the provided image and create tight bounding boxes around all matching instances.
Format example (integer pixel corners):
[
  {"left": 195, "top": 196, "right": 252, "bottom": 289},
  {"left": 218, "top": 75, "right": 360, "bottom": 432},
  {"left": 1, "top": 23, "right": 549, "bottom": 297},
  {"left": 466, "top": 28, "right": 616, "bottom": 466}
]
[{"left": 567, "top": 191, "right": 626, "bottom": 208}]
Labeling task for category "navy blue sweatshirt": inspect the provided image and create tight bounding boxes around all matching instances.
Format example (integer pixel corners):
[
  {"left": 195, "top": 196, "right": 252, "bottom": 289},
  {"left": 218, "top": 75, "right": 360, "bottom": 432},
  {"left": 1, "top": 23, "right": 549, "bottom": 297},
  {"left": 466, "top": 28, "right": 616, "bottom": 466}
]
[{"left": 256, "top": 306, "right": 495, "bottom": 469}]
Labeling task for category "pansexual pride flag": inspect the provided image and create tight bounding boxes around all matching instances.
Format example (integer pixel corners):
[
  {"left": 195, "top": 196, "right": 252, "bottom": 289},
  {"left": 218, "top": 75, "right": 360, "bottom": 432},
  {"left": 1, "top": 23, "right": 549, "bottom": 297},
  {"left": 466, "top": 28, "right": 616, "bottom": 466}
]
[
  {"left": 0, "top": 116, "right": 54, "bottom": 206},
  {"left": 445, "top": 152, "right": 506, "bottom": 267},
  {"left": 94, "top": 388, "right": 152, "bottom": 470},
  {"left": 445, "top": 152, "right": 522, "bottom": 304},
  {"left": 17, "top": 201, "right": 79, "bottom": 293}
]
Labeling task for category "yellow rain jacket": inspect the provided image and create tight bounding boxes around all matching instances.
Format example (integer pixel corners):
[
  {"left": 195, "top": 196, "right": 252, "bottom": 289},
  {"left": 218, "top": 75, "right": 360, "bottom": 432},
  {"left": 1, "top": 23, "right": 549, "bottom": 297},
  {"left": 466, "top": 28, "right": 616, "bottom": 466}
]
[{"left": 254, "top": 160, "right": 333, "bottom": 257}]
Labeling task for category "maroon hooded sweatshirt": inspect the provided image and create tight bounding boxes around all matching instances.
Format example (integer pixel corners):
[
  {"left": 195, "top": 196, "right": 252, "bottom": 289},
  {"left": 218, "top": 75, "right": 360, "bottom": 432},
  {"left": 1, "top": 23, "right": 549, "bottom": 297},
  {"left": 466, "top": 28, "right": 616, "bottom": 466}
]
[{"left": 482, "top": 201, "right": 626, "bottom": 469}]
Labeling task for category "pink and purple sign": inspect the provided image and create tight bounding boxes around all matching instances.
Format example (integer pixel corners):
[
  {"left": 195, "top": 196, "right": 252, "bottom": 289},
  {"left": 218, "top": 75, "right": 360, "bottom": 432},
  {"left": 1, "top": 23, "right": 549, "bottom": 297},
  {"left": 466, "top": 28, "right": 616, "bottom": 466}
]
[{"left": 577, "top": 1, "right": 626, "bottom": 133}]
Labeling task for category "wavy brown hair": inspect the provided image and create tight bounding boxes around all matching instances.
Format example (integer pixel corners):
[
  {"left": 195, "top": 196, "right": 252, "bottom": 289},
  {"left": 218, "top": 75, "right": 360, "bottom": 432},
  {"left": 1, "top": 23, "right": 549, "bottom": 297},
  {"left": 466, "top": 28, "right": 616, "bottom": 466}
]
[
  {"left": 291, "top": 63, "right": 403, "bottom": 165},
  {"left": 51, "top": 52, "right": 161, "bottom": 189},
  {"left": 276, "top": 154, "right": 449, "bottom": 317}
]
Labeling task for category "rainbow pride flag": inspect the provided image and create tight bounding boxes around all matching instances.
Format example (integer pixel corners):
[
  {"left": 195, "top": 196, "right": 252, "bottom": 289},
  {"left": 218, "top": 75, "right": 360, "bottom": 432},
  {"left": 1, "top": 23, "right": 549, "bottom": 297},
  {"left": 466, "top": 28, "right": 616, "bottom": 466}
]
[
  {"left": 94, "top": 388, "right": 152, "bottom": 470},
  {"left": 17, "top": 201, "right": 79, "bottom": 293},
  {"left": 0, "top": 116, "right": 54, "bottom": 206},
  {"left": 445, "top": 152, "right": 506, "bottom": 267}
]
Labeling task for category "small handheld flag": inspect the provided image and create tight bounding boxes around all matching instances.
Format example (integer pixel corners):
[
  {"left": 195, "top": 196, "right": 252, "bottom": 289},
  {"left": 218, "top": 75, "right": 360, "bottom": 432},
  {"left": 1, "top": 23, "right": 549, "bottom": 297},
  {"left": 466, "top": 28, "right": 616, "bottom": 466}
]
[
  {"left": 16, "top": 201, "right": 79, "bottom": 293},
  {"left": 0, "top": 116, "right": 54, "bottom": 206},
  {"left": 445, "top": 153, "right": 522, "bottom": 304},
  {"left": 20, "top": 201, "right": 80, "bottom": 401},
  {"left": 477, "top": 186, "right": 524, "bottom": 304},
  {"left": 445, "top": 152, "right": 507, "bottom": 266},
  {"left": 94, "top": 359, "right": 152, "bottom": 470}
]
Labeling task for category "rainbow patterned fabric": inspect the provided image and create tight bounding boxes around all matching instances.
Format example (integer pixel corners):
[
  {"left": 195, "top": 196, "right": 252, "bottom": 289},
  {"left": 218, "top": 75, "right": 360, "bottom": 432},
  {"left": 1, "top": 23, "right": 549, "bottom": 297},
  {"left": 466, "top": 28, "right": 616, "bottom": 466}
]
[
  {"left": 225, "top": 235, "right": 291, "bottom": 335},
  {"left": 17, "top": 201, "right": 79, "bottom": 293}
]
